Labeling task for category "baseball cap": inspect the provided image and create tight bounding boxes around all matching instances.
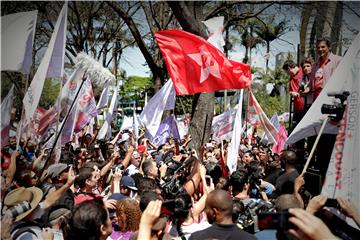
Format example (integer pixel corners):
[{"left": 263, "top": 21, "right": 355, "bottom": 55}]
[
  {"left": 47, "top": 163, "right": 68, "bottom": 180},
  {"left": 137, "top": 145, "right": 146, "bottom": 153},
  {"left": 120, "top": 176, "right": 137, "bottom": 191}
]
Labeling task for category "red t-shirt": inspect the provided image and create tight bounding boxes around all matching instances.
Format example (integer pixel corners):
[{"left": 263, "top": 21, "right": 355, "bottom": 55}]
[{"left": 289, "top": 68, "right": 304, "bottom": 112}]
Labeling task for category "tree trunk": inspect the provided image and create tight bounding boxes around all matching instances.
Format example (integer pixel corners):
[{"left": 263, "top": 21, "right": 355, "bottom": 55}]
[
  {"left": 167, "top": 1, "right": 214, "bottom": 153},
  {"left": 265, "top": 42, "right": 270, "bottom": 73},
  {"left": 107, "top": 2, "right": 164, "bottom": 85},
  {"left": 299, "top": 3, "right": 313, "bottom": 62}
]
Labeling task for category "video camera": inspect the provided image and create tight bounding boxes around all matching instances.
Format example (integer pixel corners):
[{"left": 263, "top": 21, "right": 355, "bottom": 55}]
[
  {"left": 234, "top": 198, "right": 275, "bottom": 233},
  {"left": 321, "top": 91, "right": 350, "bottom": 121}
]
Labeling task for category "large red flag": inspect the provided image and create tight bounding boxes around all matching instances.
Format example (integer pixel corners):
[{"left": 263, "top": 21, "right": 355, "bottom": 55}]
[{"left": 154, "top": 30, "right": 252, "bottom": 95}]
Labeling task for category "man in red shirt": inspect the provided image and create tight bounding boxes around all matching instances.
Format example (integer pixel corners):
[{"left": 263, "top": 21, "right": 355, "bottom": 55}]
[
  {"left": 283, "top": 60, "right": 305, "bottom": 129},
  {"left": 311, "top": 37, "right": 342, "bottom": 99}
]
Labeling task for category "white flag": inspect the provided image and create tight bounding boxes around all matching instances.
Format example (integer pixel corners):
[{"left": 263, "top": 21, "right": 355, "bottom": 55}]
[
  {"left": 202, "top": 16, "right": 225, "bottom": 52},
  {"left": 120, "top": 116, "right": 134, "bottom": 132},
  {"left": 97, "top": 82, "right": 110, "bottom": 110},
  {"left": 227, "top": 90, "right": 244, "bottom": 174},
  {"left": 139, "top": 80, "right": 175, "bottom": 137},
  {"left": 133, "top": 103, "right": 139, "bottom": 141},
  {"left": 286, "top": 33, "right": 359, "bottom": 146},
  {"left": 23, "top": 3, "right": 67, "bottom": 124},
  {"left": 320, "top": 34, "right": 360, "bottom": 227},
  {"left": 97, "top": 90, "right": 118, "bottom": 140},
  {"left": 1, "top": 11, "right": 37, "bottom": 74},
  {"left": 1, "top": 85, "right": 15, "bottom": 148}
]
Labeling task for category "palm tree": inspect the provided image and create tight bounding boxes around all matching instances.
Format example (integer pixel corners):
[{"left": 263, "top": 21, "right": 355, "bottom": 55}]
[
  {"left": 254, "top": 17, "right": 288, "bottom": 73},
  {"left": 241, "top": 23, "right": 263, "bottom": 65}
]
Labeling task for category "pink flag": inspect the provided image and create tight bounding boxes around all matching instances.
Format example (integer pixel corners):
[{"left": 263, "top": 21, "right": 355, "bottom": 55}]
[
  {"left": 247, "top": 91, "right": 278, "bottom": 144},
  {"left": 272, "top": 125, "right": 288, "bottom": 154}
]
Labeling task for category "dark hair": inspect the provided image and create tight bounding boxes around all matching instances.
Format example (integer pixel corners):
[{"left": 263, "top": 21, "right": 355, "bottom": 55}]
[
  {"left": 301, "top": 57, "right": 314, "bottom": 67},
  {"left": 247, "top": 160, "right": 260, "bottom": 174},
  {"left": 316, "top": 37, "right": 331, "bottom": 48},
  {"left": 244, "top": 150, "right": 255, "bottom": 159},
  {"left": 140, "top": 191, "right": 162, "bottom": 212},
  {"left": 71, "top": 199, "right": 109, "bottom": 240},
  {"left": 137, "top": 177, "right": 158, "bottom": 196},
  {"left": 142, "top": 159, "right": 154, "bottom": 176},
  {"left": 282, "top": 60, "right": 297, "bottom": 71},
  {"left": 76, "top": 167, "right": 93, "bottom": 189},
  {"left": 230, "top": 170, "right": 248, "bottom": 195}
]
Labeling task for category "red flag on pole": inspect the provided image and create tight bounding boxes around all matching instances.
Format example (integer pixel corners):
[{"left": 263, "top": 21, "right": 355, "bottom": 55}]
[{"left": 154, "top": 30, "right": 252, "bottom": 95}]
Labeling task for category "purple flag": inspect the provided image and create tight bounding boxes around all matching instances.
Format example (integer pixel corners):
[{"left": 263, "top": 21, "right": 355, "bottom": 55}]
[{"left": 152, "top": 115, "right": 180, "bottom": 146}]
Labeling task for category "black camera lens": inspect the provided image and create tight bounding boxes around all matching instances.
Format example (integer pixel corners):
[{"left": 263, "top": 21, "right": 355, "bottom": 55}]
[{"left": 4, "top": 201, "right": 31, "bottom": 219}]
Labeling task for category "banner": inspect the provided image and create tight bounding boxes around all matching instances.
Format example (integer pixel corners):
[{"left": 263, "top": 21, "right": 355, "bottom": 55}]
[
  {"left": 227, "top": 90, "right": 244, "bottom": 174},
  {"left": 73, "top": 78, "right": 97, "bottom": 132},
  {"left": 247, "top": 91, "right": 278, "bottom": 144},
  {"left": 0, "top": 85, "right": 15, "bottom": 148},
  {"left": 97, "top": 90, "right": 118, "bottom": 140},
  {"left": 139, "top": 80, "right": 176, "bottom": 138},
  {"left": 321, "top": 35, "right": 360, "bottom": 227},
  {"left": 23, "top": 3, "right": 67, "bottom": 124},
  {"left": 1, "top": 10, "right": 37, "bottom": 74},
  {"left": 212, "top": 108, "right": 236, "bottom": 143}
]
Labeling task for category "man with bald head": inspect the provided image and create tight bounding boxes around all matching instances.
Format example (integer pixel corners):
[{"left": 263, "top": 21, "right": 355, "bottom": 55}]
[
  {"left": 275, "top": 150, "right": 299, "bottom": 196},
  {"left": 189, "top": 189, "right": 256, "bottom": 240}
]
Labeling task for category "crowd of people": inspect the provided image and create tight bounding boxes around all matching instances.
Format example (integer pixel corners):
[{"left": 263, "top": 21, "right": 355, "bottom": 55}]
[{"left": 1, "top": 38, "right": 359, "bottom": 240}]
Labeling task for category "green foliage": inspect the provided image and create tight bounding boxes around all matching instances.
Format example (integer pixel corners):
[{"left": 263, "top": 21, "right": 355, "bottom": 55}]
[
  {"left": 253, "top": 88, "right": 289, "bottom": 118},
  {"left": 39, "top": 79, "right": 60, "bottom": 109},
  {"left": 175, "top": 95, "right": 193, "bottom": 116},
  {"left": 119, "top": 75, "right": 153, "bottom": 107},
  {"left": 257, "top": 67, "right": 288, "bottom": 87},
  {"left": 251, "top": 67, "right": 289, "bottom": 117}
]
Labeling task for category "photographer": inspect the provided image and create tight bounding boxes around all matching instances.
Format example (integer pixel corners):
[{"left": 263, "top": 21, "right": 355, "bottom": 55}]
[
  {"left": 189, "top": 189, "right": 256, "bottom": 240},
  {"left": 247, "top": 160, "right": 275, "bottom": 200}
]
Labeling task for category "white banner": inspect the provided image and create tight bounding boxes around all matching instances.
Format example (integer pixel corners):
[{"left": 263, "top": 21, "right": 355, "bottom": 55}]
[
  {"left": 212, "top": 108, "right": 236, "bottom": 143},
  {"left": 23, "top": 4, "right": 67, "bottom": 124},
  {"left": 1, "top": 10, "right": 37, "bottom": 74},
  {"left": 321, "top": 34, "right": 360, "bottom": 227}
]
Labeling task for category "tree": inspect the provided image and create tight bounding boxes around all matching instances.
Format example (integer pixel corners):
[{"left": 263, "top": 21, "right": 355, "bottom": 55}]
[
  {"left": 254, "top": 17, "right": 288, "bottom": 72},
  {"left": 107, "top": 1, "right": 175, "bottom": 92},
  {"left": 119, "top": 75, "right": 153, "bottom": 108}
]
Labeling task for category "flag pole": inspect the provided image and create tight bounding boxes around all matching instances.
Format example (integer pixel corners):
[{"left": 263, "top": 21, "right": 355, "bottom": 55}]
[
  {"left": 37, "top": 72, "right": 87, "bottom": 183},
  {"left": 301, "top": 117, "right": 328, "bottom": 174},
  {"left": 289, "top": 96, "right": 293, "bottom": 133}
]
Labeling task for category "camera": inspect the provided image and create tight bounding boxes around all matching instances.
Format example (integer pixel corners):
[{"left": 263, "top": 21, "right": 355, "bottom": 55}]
[
  {"left": 258, "top": 211, "right": 295, "bottom": 230},
  {"left": 3, "top": 201, "right": 31, "bottom": 219},
  {"left": 234, "top": 199, "right": 275, "bottom": 233},
  {"left": 321, "top": 91, "right": 350, "bottom": 121}
]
